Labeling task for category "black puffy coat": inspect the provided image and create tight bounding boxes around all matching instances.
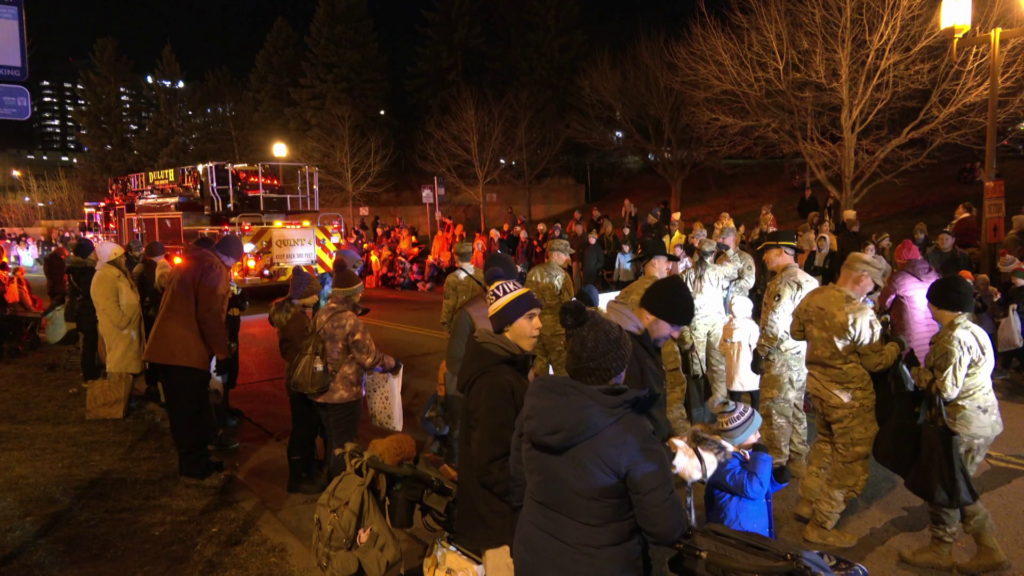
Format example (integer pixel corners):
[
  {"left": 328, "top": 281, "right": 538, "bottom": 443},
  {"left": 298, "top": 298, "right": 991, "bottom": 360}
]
[
  {"left": 65, "top": 255, "right": 97, "bottom": 324},
  {"left": 510, "top": 376, "right": 686, "bottom": 575},
  {"left": 455, "top": 330, "right": 533, "bottom": 553}
]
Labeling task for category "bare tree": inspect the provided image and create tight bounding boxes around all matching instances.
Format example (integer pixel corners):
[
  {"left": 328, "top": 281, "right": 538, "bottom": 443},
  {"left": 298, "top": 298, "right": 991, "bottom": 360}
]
[
  {"left": 505, "top": 90, "right": 565, "bottom": 222},
  {"left": 303, "top": 106, "right": 392, "bottom": 229},
  {"left": 0, "top": 171, "right": 87, "bottom": 227},
  {"left": 572, "top": 35, "right": 712, "bottom": 213},
  {"left": 681, "top": 0, "right": 1024, "bottom": 209},
  {"left": 418, "top": 88, "right": 510, "bottom": 233}
]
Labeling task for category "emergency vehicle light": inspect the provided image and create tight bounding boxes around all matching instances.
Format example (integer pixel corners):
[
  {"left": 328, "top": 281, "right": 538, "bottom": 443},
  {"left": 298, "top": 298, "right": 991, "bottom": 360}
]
[
  {"left": 173, "top": 256, "right": 182, "bottom": 265},
  {"left": 302, "top": 221, "right": 310, "bottom": 227},
  {"left": 247, "top": 259, "right": 256, "bottom": 269},
  {"left": 274, "top": 221, "right": 283, "bottom": 227}
]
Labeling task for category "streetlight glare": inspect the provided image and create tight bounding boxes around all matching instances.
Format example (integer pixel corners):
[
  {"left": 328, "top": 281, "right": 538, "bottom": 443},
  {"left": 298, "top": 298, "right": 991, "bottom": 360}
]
[
  {"left": 11, "top": 169, "right": 21, "bottom": 178},
  {"left": 379, "top": 109, "right": 385, "bottom": 115},
  {"left": 941, "top": 0, "right": 972, "bottom": 34},
  {"left": 272, "top": 142, "right": 288, "bottom": 158}
]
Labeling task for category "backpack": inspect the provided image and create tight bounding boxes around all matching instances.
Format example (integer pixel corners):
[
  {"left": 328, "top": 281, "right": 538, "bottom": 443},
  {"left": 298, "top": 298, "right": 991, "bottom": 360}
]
[
  {"left": 290, "top": 310, "right": 341, "bottom": 396},
  {"left": 312, "top": 446, "right": 403, "bottom": 576}
]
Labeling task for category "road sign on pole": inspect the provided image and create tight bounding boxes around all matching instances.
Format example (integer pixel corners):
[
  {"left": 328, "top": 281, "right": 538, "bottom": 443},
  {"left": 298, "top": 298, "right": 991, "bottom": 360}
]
[
  {"left": 0, "top": 0, "right": 28, "bottom": 82},
  {"left": 0, "top": 83, "right": 30, "bottom": 120},
  {"left": 421, "top": 185, "right": 434, "bottom": 204},
  {"left": 985, "top": 180, "right": 1006, "bottom": 244}
]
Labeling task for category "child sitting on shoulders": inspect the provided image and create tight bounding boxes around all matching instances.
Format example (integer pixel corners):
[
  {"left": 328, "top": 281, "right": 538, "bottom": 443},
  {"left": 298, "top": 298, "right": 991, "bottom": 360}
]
[{"left": 704, "top": 400, "right": 788, "bottom": 539}]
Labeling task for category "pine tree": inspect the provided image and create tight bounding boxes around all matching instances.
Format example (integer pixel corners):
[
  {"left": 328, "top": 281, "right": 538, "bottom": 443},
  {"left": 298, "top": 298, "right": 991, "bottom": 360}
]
[
  {"left": 246, "top": 17, "right": 302, "bottom": 156},
  {"left": 73, "top": 38, "right": 140, "bottom": 192},
  {"left": 193, "top": 67, "right": 245, "bottom": 161},
  {"left": 135, "top": 44, "right": 195, "bottom": 168},
  {"left": 407, "top": 0, "right": 496, "bottom": 112},
  {"left": 292, "top": 0, "right": 387, "bottom": 129}
]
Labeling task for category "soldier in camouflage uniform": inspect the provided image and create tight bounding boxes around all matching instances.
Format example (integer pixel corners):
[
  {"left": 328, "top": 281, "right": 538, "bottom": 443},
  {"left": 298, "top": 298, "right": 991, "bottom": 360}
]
[
  {"left": 681, "top": 239, "right": 740, "bottom": 402},
  {"left": 900, "top": 275, "right": 1007, "bottom": 573},
  {"left": 751, "top": 231, "right": 818, "bottom": 477},
  {"left": 716, "top": 226, "right": 755, "bottom": 303},
  {"left": 525, "top": 239, "right": 575, "bottom": 376},
  {"left": 615, "top": 238, "right": 689, "bottom": 433},
  {"left": 791, "top": 253, "right": 902, "bottom": 548},
  {"left": 440, "top": 242, "right": 484, "bottom": 334}
]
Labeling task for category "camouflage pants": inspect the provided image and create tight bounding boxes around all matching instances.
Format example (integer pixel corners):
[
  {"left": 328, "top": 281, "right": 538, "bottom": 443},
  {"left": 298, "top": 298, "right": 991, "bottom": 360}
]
[
  {"left": 532, "top": 330, "right": 567, "bottom": 377},
  {"left": 929, "top": 435, "right": 996, "bottom": 543},
  {"left": 689, "top": 316, "right": 726, "bottom": 401},
  {"left": 759, "top": 356, "right": 810, "bottom": 469},
  {"left": 798, "top": 394, "right": 878, "bottom": 529},
  {"left": 662, "top": 340, "right": 689, "bottom": 434}
]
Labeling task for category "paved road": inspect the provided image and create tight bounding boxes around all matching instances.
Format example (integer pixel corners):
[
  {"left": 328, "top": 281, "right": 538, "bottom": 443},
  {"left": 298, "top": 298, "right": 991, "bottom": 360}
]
[{"left": 27, "top": 275, "right": 1024, "bottom": 574}]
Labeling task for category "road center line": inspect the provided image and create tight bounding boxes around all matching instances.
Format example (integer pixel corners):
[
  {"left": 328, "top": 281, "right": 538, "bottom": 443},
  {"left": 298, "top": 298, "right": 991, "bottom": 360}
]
[{"left": 361, "top": 318, "right": 446, "bottom": 339}]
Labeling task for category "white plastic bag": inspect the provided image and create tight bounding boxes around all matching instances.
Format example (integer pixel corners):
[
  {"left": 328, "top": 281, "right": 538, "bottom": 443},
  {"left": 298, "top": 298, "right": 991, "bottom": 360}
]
[
  {"left": 43, "top": 305, "right": 67, "bottom": 344},
  {"left": 997, "top": 305, "right": 1023, "bottom": 352},
  {"left": 366, "top": 366, "right": 403, "bottom": 431},
  {"left": 209, "top": 356, "right": 224, "bottom": 401}
]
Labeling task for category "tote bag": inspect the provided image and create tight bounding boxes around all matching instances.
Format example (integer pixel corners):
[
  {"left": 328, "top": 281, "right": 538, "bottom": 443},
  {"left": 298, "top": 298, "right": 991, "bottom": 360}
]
[
  {"left": 903, "top": 393, "right": 980, "bottom": 509},
  {"left": 366, "top": 366, "right": 403, "bottom": 432}
]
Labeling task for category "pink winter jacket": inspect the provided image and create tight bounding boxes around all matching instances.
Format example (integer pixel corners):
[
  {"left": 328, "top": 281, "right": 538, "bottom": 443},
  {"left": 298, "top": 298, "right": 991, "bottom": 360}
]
[{"left": 879, "top": 259, "right": 940, "bottom": 362}]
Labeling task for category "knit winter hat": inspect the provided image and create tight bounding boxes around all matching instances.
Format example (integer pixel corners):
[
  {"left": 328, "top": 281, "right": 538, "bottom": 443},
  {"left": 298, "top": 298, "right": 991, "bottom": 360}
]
[
  {"left": 95, "top": 241, "right": 124, "bottom": 269},
  {"left": 483, "top": 252, "right": 518, "bottom": 286},
  {"left": 335, "top": 248, "right": 364, "bottom": 273},
  {"left": 894, "top": 239, "right": 921, "bottom": 263},
  {"left": 288, "top": 266, "right": 322, "bottom": 300},
  {"left": 332, "top": 259, "right": 364, "bottom": 298},
  {"left": 714, "top": 400, "right": 762, "bottom": 447},
  {"left": 997, "top": 250, "right": 1021, "bottom": 272},
  {"left": 214, "top": 234, "right": 244, "bottom": 262},
  {"left": 959, "top": 270, "right": 975, "bottom": 283},
  {"left": 559, "top": 300, "right": 632, "bottom": 386},
  {"left": 72, "top": 237, "right": 95, "bottom": 258},
  {"left": 486, "top": 279, "right": 542, "bottom": 334},
  {"left": 639, "top": 275, "right": 695, "bottom": 327},
  {"left": 927, "top": 275, "right": 975, "bottom": 314},
  {"left": 144, "top": 241, "right": 165, "bottom": 258}
]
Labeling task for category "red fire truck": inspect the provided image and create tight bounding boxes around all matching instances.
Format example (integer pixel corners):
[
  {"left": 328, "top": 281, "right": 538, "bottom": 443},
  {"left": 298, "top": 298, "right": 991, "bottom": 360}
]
[{"left": 84, "top": 161, "right": 344, "bottom": 285}]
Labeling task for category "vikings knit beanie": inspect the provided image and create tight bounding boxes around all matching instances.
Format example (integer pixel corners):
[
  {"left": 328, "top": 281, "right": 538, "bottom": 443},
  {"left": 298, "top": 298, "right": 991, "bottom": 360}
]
[
  {"left": 486, "top": 277, "right": 542, "bottom": 333},
  {"left": 927, "top": 275, "right": 975, "bottom": 314},
  {"left": 559, "top": 300, "right": 631, "bottom": 386},
  {"left": 639, "top": 275, "right": 695, "bottom": 327},
  {"left": 713, "top": 400, "right": 762, "bottom": 447}
]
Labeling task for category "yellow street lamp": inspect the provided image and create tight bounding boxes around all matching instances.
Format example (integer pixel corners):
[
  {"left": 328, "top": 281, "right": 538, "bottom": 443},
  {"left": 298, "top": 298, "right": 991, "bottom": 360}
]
[
  {"left": 272, "top": 142, "right": 288, "bottom": 158},
  {"left": 11, "top": 169, "right": 21, "bottom": 178},
  {"left": 941, "top": 0, "right": 1024, "bottom": 273}
]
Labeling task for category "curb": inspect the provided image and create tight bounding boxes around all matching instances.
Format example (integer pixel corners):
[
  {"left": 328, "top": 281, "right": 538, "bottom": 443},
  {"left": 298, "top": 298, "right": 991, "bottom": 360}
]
[{"left": 235, "top": 482, "right": 320, "bottom": 576}]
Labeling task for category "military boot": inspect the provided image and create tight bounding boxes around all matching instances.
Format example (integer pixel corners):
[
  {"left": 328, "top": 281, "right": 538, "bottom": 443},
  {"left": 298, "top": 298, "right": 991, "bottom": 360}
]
[
  {"left": 803, "top": 522, "right": 857, "bottom": 548},
  {"left": 794, "top": 498, "right": 814, "bottom": 523},
  {"left": 957, "top": 532, "right": 1011, "bottom": 574},
  {"left": 898, "top": 539, "right": 954, "bottom": 571}
]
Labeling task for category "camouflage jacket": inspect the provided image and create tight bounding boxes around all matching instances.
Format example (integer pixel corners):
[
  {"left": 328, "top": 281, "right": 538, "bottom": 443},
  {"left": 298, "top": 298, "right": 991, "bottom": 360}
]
[
  {"left": 440, "top": 265, "right": 484, "bottom": 333},
  {"left": 791, "top": 284, "right": 900, "bottom": 405},
  {"left": 716, "top": 248, "right": 756, "bottom": 298},
  {"left": 615, "top": 274, "right": 659, "bottom": 308},
  {"left": 313, "top": 292, "right": 396, "bottom": 404},
  {"left": 912, "top": 313, "right": 1004, "bottom": 438},
  {"left": 757, "top": 263, "right": 818, "bottom": 359},
  {"left": 681, "top": 259, "right": 739, "bottom": 320},
  {"left": 525, "top": 260, "right": 574, "bottom": 328}
]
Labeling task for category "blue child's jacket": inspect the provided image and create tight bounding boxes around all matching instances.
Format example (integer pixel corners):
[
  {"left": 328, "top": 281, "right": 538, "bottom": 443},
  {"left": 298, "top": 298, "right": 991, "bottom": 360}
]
[{"left": 704, "top": 450, "right": 787, "bottom": 538}]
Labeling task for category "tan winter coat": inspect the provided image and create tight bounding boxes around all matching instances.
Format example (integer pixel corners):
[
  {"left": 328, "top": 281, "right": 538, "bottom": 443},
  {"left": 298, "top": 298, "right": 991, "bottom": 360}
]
[
  {"left": 313, "top": 292, "right": 396, "bottom": 404},
  {"left": 91, "top": 261, "right": 145, "bottom": 373}
]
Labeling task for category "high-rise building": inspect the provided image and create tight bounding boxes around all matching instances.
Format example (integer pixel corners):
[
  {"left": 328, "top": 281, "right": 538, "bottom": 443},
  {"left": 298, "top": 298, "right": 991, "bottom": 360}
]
[{"left": 31, "top": 77, "right": 84, "bottom": 152}]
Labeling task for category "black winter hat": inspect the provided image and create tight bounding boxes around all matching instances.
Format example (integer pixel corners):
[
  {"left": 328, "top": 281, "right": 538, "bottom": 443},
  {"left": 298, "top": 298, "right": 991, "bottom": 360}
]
[
  {"left": 144, "top": 241, "right": 165, "bottom": 258},
  {"left": 631, "top": 238, "right": 680, "bottom": 264},
  {"left": 927, "top": 275, "right": 975, "bottom": 314},
  {"left": 333, "top": 258, "right": 365, "bottom": 299},
  {"left": 214, "top": 234, "right": 244, "bottom": 262},
  {"left": 72, "top": 237, "right": 95, "bottom": 258},
  {"left": 639, "top": 275, "right": 695, "bottom": 327},
  {"left": 559, "top": 300, "right": 632, "bottom": 386},
  {"left": 288, "top": 266, "right": 322, "bottom": 300},
  {"left": 483, "top": 252, "right": 518, "bottom": 286}
]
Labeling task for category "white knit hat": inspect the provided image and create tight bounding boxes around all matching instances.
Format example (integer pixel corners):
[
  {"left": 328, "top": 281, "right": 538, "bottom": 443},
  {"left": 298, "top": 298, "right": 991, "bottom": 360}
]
[{"left": 95, "top": 241, "right": 125, "bottom": 270}]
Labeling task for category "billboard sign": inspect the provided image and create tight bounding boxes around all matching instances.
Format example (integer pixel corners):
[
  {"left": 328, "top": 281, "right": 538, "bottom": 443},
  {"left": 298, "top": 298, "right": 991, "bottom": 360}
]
[{"left": 0, "top": 0, "right": 28, "bottom": 82}]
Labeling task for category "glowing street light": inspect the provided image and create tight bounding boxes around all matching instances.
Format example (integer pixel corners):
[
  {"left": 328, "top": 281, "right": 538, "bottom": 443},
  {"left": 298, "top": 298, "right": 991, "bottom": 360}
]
[
  {"left": 272, "top": 142, "right": 288, "bottom": 158},
  {"left": 11, "top": 169, "right": 21, "bottom": 178},
  {"left": 379, "top": 109, "right": 385, "bottom": 115},
  {"left": 940, "top": 0, "right": 972, "bottom": 36}
]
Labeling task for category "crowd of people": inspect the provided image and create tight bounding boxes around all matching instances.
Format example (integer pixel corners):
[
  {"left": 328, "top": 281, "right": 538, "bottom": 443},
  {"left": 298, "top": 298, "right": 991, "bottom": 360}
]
[{"left": 1, "top": 184, "right": 1019, "bottom": 575}]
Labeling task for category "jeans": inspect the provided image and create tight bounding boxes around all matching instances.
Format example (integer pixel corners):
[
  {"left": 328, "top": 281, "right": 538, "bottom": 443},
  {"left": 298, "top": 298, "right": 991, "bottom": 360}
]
[
  {"left": 78, "top": 314, "right": 101, "bottom": 381},
  {"left": 158, "top": 363, "right": 218, "bottom": 479},
  {"left": 317, "top": 399, "right": 362, "bottom": 479}
]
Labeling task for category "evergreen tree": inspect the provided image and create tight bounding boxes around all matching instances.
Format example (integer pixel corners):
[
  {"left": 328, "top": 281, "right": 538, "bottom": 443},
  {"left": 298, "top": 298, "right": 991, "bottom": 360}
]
[
  {"left": 246, "top": 17, "right": 302, "bottom": 157},
  {"left": 407, "top": 0, "right": 497, "bottom": 112},
  {"left": 292, "top": 0, "right": 387, "bottom": 129},
  {"left": 194, "top": 67, "right": 245, "bottom": 161},
  {"left": 135, "top": 44, "right": 195, "bottom": 168},
  {"left": 73, "top": 38, "right": 140, "bottom": 192},
  {"left": 502, "top": 0, "right": 585, "bottom": 106}
]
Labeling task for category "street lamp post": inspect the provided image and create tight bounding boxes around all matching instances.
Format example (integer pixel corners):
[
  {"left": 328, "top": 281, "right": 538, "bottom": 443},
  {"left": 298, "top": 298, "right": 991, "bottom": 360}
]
[{"left": 942, "top": 0, "right": 1024, "bottom": 274}]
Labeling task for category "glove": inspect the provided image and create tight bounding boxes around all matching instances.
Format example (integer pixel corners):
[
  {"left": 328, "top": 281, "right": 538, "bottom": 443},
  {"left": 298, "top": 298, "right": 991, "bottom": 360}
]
[
  {"left": 904, "top": 349, "right": 921, "bottom": 369},
  {"left": 892, "top": 335, "right": 908, "bottom": 353},
  {"left": 751, "top": 443, "right": 770, "bottom": 454},
  {"left": 751, "top": 353, "right": 766, "bottom": 375},
  {"left": 214, "top": 357, "right": 230, "bottom": 377},
  {"left": 772, "top": 465, "right": 792, "bottom": 485},
  {"left": 390, "top": 360, "right": 403, "bottom": 375}
]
